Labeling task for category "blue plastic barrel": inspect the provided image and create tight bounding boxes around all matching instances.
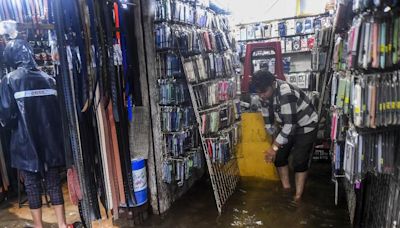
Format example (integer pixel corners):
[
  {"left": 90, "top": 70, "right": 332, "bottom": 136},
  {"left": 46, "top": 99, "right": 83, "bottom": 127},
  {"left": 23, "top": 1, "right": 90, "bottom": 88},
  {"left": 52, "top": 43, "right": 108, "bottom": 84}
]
[{"left": 131, "top": 159, "right": 148, "bottom": 207}]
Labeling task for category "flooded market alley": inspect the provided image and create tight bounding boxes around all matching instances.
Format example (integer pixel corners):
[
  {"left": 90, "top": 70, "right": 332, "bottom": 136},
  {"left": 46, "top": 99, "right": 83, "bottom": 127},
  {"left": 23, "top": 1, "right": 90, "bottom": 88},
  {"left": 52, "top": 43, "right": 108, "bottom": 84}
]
[{"left": 140, "top": 163, "right": 351, "bottom": 228}]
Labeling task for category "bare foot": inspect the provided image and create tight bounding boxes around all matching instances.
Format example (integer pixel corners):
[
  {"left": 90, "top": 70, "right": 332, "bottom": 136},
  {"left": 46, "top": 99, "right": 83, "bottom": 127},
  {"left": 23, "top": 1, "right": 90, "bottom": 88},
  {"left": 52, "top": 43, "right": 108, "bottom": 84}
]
[
  {"left": 282, "top": 187, "right": 291, "bottom": 192},
  {"left": 294, "top": 195, "right": 302, "bottom": 202}
]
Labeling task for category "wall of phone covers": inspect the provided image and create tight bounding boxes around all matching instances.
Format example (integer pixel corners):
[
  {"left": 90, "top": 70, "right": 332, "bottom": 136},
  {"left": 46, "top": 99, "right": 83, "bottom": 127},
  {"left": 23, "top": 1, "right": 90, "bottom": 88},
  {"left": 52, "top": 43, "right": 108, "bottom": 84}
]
[
  {"left": 155, "top": 0, "right": 241, "bottom": 213},
  {"left": 330, "top": 0, "right": 400, "bottom": 226}
]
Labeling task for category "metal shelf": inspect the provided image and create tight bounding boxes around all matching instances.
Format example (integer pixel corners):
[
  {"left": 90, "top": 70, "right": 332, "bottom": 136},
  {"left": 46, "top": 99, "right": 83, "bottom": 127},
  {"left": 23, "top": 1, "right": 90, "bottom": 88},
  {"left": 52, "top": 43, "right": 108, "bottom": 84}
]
[
  {"left": 249, "top": 50, "right": 311, "bottom": 60},
  {"left": 237, "top": 32, "right": 316, "bottom": 43}
]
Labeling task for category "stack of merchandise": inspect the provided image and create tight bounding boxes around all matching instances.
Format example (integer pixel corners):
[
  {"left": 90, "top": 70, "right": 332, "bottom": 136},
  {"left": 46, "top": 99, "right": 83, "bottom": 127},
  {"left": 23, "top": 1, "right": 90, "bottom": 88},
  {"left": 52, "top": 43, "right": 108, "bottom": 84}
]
[{"left": 237, "top": 15, "right": 330, "bottom": 58}]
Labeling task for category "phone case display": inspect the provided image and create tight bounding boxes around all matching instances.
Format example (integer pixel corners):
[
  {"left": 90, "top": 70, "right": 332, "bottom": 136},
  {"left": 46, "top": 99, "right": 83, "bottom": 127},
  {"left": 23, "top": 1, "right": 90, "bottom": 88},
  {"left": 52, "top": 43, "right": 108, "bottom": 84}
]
[
  {"left": 154, "top": 1, "right": 241, "bottom": 209},
  {"left": 155, "top": 0, "right": 206, "bottom": 188},
  {"left": 312, "top": 25, "right": 333, "bottom": 71},
  {"left": 330, "top": 2, "right": 400, "bottom": 227},
  {"left": 237, "top": 15, "right": 329, "bottom": 42},
  {"left": 286, "top": 72, "right": 317, "bottom": 91},
  {"left": 159, "top": 2, "right": 241, "bottom": 213}
]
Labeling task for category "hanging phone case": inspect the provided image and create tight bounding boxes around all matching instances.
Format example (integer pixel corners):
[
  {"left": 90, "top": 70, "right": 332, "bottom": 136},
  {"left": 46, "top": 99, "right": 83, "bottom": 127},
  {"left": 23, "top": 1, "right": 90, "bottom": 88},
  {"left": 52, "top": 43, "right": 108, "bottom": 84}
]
[{"left": 380, "top": 22, "right": 387, "bottom": 69}]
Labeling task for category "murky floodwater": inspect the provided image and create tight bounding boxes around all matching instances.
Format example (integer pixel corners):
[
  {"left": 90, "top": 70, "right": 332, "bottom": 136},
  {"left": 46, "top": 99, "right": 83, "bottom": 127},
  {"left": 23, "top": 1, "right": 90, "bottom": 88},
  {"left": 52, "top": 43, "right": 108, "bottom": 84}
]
[{"left": 140, "top": 163, "right": 351, "bottom": 228}]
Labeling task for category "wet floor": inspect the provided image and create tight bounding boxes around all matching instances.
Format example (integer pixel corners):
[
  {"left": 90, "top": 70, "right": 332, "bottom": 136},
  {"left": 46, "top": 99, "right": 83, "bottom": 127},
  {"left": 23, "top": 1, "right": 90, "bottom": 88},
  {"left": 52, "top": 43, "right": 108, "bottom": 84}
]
[
  {"left": 0, "top": 183, "right": 81, "bottom": 228},
  {"left": 0, "top": 163, "right": 351, "bottom": 228},
  {"left": 0, "top": 182, "right": 117, "bottom": 228},
  {"left": 140, "top": 163, "right": 351, "bottom": 228}
]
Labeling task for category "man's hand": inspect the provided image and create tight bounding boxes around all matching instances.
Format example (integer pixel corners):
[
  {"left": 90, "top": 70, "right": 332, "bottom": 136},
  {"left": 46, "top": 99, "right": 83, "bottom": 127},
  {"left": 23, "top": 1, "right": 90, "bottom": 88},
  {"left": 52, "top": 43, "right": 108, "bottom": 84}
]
[{"left": 264, "top": 147, "right": 277, "bottom": 163}]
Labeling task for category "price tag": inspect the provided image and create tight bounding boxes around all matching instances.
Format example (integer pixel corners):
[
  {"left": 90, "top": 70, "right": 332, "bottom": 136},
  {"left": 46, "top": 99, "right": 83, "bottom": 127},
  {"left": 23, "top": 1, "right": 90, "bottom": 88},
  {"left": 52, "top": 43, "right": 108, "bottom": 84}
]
[
  {"left": 381, "top": 45, "right": 386, "bottom": 53},
  {"left": 386, "top": 102, "right": 391, "bottom": 110}
]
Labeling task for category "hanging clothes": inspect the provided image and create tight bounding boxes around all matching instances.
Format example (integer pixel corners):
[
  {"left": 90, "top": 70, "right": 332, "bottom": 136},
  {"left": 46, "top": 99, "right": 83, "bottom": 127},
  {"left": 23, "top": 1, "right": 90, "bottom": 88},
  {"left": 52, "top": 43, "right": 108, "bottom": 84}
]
[{"left": 0, "top": 39, "right": 64, "bottom": 173}]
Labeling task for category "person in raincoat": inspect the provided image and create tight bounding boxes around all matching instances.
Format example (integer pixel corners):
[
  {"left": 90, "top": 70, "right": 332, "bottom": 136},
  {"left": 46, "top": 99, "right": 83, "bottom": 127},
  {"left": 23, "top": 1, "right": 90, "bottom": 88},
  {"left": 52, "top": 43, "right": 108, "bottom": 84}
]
[{"left": 0, "top": 39, "right": 67, "bottom": 228}]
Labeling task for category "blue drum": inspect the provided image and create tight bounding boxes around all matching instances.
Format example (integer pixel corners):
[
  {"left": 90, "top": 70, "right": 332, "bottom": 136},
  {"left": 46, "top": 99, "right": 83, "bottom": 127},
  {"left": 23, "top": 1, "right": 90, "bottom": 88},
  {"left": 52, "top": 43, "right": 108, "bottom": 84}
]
[{"left": 131, "top": 159, "right": 148, "bottom": 206}]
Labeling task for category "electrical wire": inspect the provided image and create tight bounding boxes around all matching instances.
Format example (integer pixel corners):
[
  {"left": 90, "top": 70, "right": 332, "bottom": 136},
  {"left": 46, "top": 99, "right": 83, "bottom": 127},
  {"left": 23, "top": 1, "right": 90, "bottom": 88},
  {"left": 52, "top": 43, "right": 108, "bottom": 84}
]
[{"left": 262, "top": 0, "right": 281, "bottom": 15}]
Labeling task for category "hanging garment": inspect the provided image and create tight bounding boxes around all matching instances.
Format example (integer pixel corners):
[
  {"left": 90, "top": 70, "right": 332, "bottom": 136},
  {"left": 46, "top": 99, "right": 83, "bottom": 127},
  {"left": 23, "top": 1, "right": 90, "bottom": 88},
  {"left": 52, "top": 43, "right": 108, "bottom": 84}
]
[
  {"left": 0, "top": 39, "right": 65, "bottom": 172},
  {"left": 106, "top": 102, "right": 126, "bottom": 206},
  {"left": 0, "top": 140, "right": 9, "bottom": 191},
  {"left": 94, "top": 92, "right": 113, "bottom": 210},
  {"left": 67, "top": 166, "right": 83, "bottom": 206}
]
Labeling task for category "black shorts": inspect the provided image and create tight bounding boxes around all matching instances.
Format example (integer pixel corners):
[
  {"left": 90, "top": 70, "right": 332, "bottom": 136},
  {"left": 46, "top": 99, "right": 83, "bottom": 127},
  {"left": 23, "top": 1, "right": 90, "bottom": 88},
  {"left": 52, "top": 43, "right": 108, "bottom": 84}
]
[
  {"left": 20, "top": 168, "right": 64, "bottom": 209},
  {"left": 274, "top": 129, "right": 317, "bottom": 172}
]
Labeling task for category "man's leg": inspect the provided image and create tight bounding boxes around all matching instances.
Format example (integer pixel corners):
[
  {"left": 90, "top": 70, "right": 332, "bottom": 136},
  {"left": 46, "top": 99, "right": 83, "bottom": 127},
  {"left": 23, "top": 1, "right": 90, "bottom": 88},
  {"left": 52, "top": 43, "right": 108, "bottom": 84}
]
[
  {"left": 30, "top": 209, "right": 43, "bottom": 228},
  {"left": 21, "top": 170, "right": 43, "bottom": 228},
  {"left": 45, "top": 168, "right": 67, "bottom": 228},
  {"left": 292, "top": 129, "right": 318, "bottom": 200},
  {"left": 53, "top": 204, "right": 67, "bottom": 228},
  {"left": 274, "top": 138, "right": 294, "bottom": 189},
  {"left": 277, "top": 165, "right": 291, "bottom": 189},
  {"left": 294, "top": 171, "right": 307, "bottom": 200}
]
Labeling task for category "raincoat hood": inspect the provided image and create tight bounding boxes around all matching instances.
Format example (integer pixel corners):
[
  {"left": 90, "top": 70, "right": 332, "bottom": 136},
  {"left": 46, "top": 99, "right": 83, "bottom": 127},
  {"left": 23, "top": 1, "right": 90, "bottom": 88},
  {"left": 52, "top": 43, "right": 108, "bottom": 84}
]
[{"left": 3, "top": 39, "right": 37, "bottom": 69}]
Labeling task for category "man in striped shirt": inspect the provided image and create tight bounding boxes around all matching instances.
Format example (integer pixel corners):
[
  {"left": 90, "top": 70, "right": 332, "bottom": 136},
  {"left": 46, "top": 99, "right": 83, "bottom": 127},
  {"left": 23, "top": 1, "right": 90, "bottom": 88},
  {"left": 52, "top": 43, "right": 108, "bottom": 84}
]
[{"left": 251, "top": 69, "right": 318, "bottom": 201}]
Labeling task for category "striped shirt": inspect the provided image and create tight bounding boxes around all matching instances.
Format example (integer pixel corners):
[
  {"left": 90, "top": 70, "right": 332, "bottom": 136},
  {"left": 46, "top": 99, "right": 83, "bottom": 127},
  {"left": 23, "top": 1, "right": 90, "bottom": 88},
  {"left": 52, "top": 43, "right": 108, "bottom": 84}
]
[{"left": 261, "top": 80, "right": 318, "bottom": 145}]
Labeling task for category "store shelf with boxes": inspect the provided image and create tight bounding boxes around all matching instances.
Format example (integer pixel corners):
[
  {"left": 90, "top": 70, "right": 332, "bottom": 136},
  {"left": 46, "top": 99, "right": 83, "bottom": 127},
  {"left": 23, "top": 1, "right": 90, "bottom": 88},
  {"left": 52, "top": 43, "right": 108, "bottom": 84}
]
[{"left": 235, "top": 12, "right": 334, "bottom": 109}]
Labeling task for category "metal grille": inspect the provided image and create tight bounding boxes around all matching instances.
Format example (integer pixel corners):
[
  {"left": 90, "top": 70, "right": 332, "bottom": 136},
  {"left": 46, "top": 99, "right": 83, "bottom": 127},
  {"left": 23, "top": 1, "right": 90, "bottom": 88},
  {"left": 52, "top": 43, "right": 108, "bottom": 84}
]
[
  {"left": 362, "top": 174, "right": 392, "bottom": 228},
  {"left": 349, "top": 153, "right": 400, "bottom": 228},
  {"left": 187, "top": 84, "right": 240, "bottom": 213}
]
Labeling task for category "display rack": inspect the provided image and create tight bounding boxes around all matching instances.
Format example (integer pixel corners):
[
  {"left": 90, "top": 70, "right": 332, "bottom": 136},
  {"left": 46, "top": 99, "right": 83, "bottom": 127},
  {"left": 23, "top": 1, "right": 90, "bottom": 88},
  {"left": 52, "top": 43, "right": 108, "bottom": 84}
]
[
  {"left": 154, "top": 0, "right": 205, "bottom": 188},
  {"left": 236, "top": 12, "right": 333, "bottom": 104},
  {"left": 236, "top": 13, "right": 330, "bottom": 58},
  {"left": 178, "top": 27, "right": 241, "bottom": 216},
  {"left": 329, "top": 1, "right": 400, "bottom": 227},
  {"left": 154, "top": 0, "right": 241, "bottom": 213}
]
